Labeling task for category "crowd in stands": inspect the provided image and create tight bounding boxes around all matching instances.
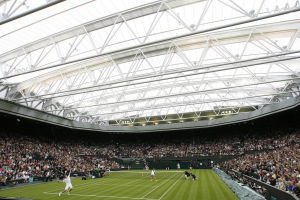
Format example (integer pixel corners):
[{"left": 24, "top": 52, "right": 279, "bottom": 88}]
[
  {"left": 0, "top": 135, "right": 120, "bottom": 186},
  {"left": 0, "top": 123, "right": 299, "bottom": 200},
  {"left": 97, "top": 131, "right": 298, "bottom": 158},
  {"left": 1, "top": 127, "right": 299, "bottom": 187},
  {"left": 221, "top": 133, "right": 300, "bottom": 198}
]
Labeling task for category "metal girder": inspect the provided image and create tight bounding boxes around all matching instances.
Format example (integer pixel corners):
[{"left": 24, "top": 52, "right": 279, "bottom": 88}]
[
  {"left": 1, "top": 0, "right": 300, "bottom": 80},
  {"left": 4, "top": 18, "right": 300, "bottom": 123},
  {"left": 60, "top": 74, "right": 295, "bottom": 108},
  {"left": 57, "top": 88, "right": 295, "bottom": 119},
  {"left": 0, "top": 0, "right": 200, "bottom": 64},
  {"left": 1, "top": 96, "right": 300, "bottom": 132},
  {"left": 9, "top": 55, "right": 300, "bottom": 121},
  {"left": 74, "top": 90, "right": 299, "bottom": 119},
  {"left": 11, "top": 55, "right": 300, "bottom": 104},
  {"left": 13, "top": 20, "right": 300, "bottom": 92},
  {"left": 2, "top": 0, "right": 300, "bottom": 126},
  {"left": 11, "top": 53, "right": 300, "bottom": 102},
  {"left": 0, "top": 0, "right": 65, "bottom": 25}
]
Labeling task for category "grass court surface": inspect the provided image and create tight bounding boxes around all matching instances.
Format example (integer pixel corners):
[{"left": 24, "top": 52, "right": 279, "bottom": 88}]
[{"left": 0, "top": 169, "right": 239, "bottom": 200}]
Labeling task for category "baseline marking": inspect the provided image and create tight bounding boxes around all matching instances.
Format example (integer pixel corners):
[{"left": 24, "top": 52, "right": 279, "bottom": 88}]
[
  {"left": 45, "top": 172, "right": 138, "bottom": 193},
  {"left": 44, "top": 192, "right": 158, "bottom": 200},
  {"left": 45, "top": 170, "right": 152, "bottom": 194}
]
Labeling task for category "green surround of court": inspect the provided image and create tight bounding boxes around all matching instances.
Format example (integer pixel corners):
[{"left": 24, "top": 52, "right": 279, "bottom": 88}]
[{"left": 0, "top": 170, "right": 239, "bottom": 200}]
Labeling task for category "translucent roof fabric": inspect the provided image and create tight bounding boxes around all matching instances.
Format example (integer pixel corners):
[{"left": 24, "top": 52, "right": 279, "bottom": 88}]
[{"left": 0, "top": 0, "right": 300, "bottom": 126}]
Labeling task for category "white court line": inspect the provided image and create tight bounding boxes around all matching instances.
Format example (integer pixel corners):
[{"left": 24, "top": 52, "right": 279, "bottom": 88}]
[
  {"left": 43, "top": 176, "right": 125, "bottom": 193},
  {"left": 45, "top": 171, "right": 151, "bottom": 193},
  {"left": 74, "top": 171, "right": 150, "bottom": 192},
  {"left": 141, "top": 172, "right": 178, "bottom": 198},
  {"left": 46, "top": 172, "right": 135, "bottom": 193},
  {"left": 76, "top": 171, "right": 165, "bottom": 197},
  {"left": 43, "top": 192, "right": 158, "bottom": 200},
  {"left": 158, "top": 175, "right": 181, "bottom": 200},
  {"left": 84, "top": 171, "right": 175, "bottom": 199},
  {"left": 44, "top": 177, "right": 109, "bottom": 193},
  {"left": 92, "top": 182, "right": 158, "bottom": 187},
  {"left": 111, "top": 171, "right": 184, "bottom": 173},
  {"left": 44, "top": 178, "right": 93, "bottom": 193}
]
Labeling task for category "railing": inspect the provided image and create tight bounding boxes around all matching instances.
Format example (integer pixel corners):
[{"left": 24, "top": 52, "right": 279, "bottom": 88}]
[{"left": 229, "top": 169, "right": 300, "bottom": 200}]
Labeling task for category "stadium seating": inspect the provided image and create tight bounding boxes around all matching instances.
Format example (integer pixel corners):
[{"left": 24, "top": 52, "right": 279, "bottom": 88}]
[{"left": 0, "top": 127, "right": 299, "bottom": 198}]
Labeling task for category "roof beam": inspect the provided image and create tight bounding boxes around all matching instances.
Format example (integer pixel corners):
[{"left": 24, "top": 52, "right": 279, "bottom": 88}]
[
  {"left": 0, "top": 0, "right": 66, "bottom": 25},
  {"left": 14, "top": 20, "right": 300, "bottom": 90},
  {"left": 0, "top": 0, "right": 200, "bottom": 62},
  {"left": 13, "top": 52, "right": 300, "bottom": 102},
  {"left": 1, "top": 6, "right": 300, "bottom": 80},
  {"left": 46, "top": 76, "right": 300, "bottom": 113}
]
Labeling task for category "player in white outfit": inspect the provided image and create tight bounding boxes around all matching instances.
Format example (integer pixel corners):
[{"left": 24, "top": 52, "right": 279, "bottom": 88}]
[
  {"left": 59, "top": 172, "right": 72, "bottom": 196},
  {"left": 151, "top": 169, "right": 157, "bottom": 181}
]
